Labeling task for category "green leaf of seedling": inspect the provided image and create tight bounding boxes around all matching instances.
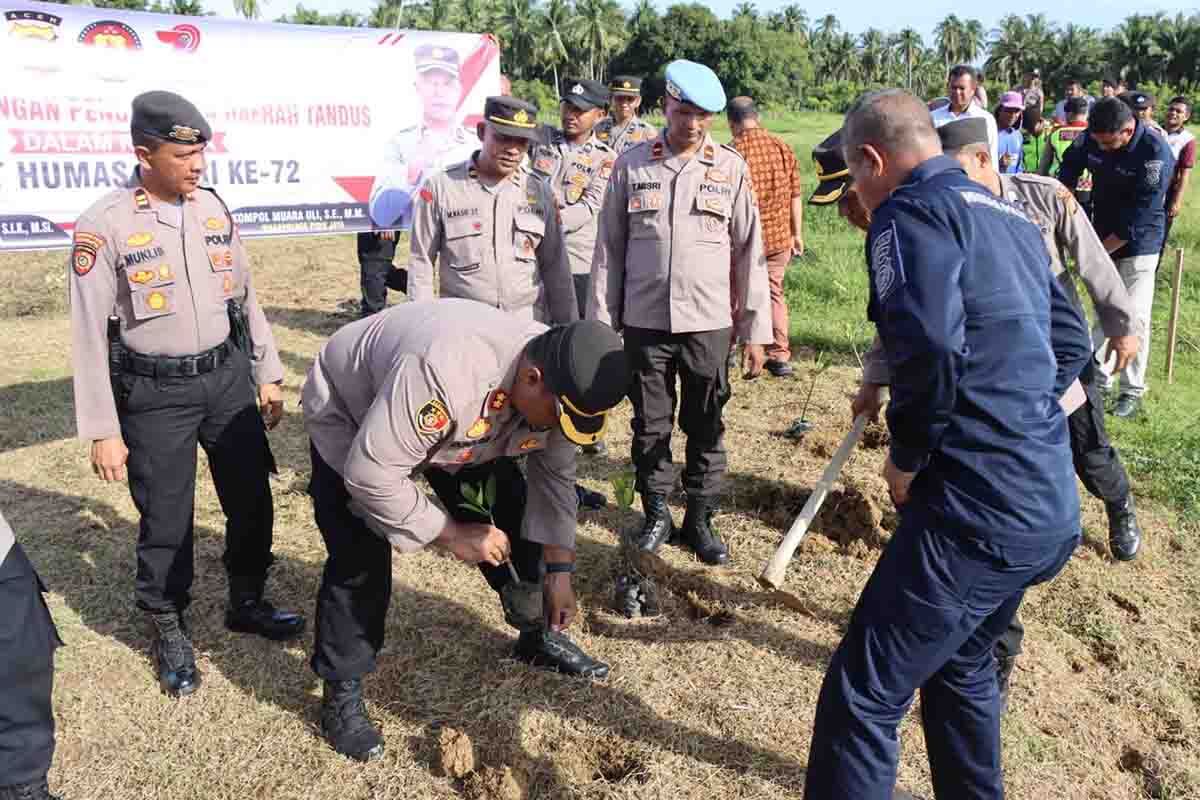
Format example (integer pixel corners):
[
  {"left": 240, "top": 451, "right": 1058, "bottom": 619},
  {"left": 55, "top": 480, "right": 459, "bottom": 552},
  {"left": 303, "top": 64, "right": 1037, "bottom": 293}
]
[
  {"left": 462, "top": 483, "right": 480, "bottom": 506},
  {"left": 484, "top": 475, "right": 497, "bottom": 510}
]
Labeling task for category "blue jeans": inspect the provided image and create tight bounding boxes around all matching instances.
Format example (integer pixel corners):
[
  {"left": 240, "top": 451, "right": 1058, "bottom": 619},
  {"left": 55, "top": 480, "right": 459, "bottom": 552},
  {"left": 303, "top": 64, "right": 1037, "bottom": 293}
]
[{"left": 804, "top": 510, "right": 1079, "bottom": 799}]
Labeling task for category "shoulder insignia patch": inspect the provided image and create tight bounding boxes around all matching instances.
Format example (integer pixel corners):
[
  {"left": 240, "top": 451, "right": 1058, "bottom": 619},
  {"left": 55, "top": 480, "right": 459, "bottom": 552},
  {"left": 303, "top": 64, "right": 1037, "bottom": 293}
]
[
  {"left": 133, "top": 188, "right": 151, "bottom": 212},
  {"left": 466, "top": 417, "right": 491, "bottom": 439},
  {"left": 72, "top": 231, "right": 105, "bottom": 276},
  {"left": 1144, "top": 160, "right": 1164, "bottom": 188},
  {"left": 870, "top": 223, "right": 902, "bottom": 304},
  {"left": 415, "top": 398, "right": 450, "bottom": 435},
  {"left": 419, "top": 187, "right": 434, "bottom": 203}
]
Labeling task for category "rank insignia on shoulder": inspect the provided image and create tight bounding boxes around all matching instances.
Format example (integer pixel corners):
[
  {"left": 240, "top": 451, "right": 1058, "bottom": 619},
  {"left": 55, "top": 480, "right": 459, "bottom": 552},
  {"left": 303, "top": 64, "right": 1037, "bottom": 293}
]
[
  {"left": 702, "top": 144, "right": 715, "bottom": 162},
  {"left": 456, "top": 448, "right": 475, "bottom": 463},
  {"left": 133, "top": 188, "right": 151, "bottom": 211},
  {"left": 598, "top": 131, "right": 609, "bottom": 140},
  {"left": 519, "top": 437, "right": 542, "bottom": 451},
  {"left": 72, "top": 231, "right": 105, "bottom": 276},
  {"left": 205, "top": 217, "right": 224, "bottom": 231},
  {"left": 466, "top": 417, "right": 491, "bottom": 439},
  {"left": 488, "top": 389, "right": 509, "bottom": 412},
  {"left": 630, "top": 131, "right": 642, "bottom": 142},
  {"left": 126, "top": 231, "right": 154, "bottom": 247},
  {"left": 416, "top": 398, "right": 451, "bottom": 435}
]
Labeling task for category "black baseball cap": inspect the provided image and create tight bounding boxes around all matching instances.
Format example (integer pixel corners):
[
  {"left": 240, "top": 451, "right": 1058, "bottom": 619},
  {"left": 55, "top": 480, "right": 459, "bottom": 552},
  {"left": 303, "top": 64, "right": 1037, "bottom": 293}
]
[
  {"left": 1124, "top": 91, "right": 1155, "bottom": 111},
  {"left": 937, "top": 117, "right": 990, "bottom": 153},
  {"left": 561, "top": 79, "right": 609, "bottom": 111},
  {"left": 1065, "top": 96, "right": 1089, "bottom": 116},
  {"left": 809, "top": 129, "right": 849, "bottom": 205},
  {"left": 483, "top": 96, "right": 541, "bottom": 141},
  {"left": 526, "top": 321, "right": 631, "bottom": 446},
  {"left": 131, "top": 90, "right": 211, "bottom": 144}
]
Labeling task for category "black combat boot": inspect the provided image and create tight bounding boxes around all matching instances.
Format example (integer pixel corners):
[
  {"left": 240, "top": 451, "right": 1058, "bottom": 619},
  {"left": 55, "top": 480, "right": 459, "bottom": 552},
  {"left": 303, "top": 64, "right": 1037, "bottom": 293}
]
[
  {"left": 996, "top": 655, "right": 1017, "bottom": 713},
  {"left": 149, "top": 610, "right": 200, "bottom": 698},
  {"left": 1107, "top": 495, "right": 1142, "bottom": 562},
  {"left": 321, "top": 679, "right": 385, "bottom": 762},
  {"left": 679, "top": 497, "right": 729, "bottom": 565},
  {"left": 501, "top": 581, "right": 610, "bottom": 679},
  {"left": 225, "top": 574, "right": 307, "bottom": 641},
  {"left": 575, "top": 484, "right": 608, "bottom": 510},
  {"left": 635, "top": 492, "right": 674, "bottom": 553},
  {"left": 0, "top": 778, "right": 61, "bottom": 800}
]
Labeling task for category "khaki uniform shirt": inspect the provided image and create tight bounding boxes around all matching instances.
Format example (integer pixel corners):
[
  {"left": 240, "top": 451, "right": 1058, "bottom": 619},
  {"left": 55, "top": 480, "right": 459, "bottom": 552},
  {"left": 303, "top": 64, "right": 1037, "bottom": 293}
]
[
  {"left": 0, "top": 509, "right": 13, "bottom": 568},
  {"left": 529, "top": 129, "right": 615, "bottom": 275},
  {"left": 302, "top": 299, "right": 577, "bottom": 552},
  {"left": 369, "top": 124, "right": 480, "bottom": 227},
  {"left": 594, "top": 115, "right": 658, "bottom": 156},
  {"left": 408, "top": 156, "right": 578, "bottom": 324},
  {"left": 863, "top": 172, "right": 1140, "bottom": 385},
  {"left": 69, "top": 175, "right": 283, "bottom": 442},
  {"left": 587, "top": 133, "right": 772, "bottom": 343}
]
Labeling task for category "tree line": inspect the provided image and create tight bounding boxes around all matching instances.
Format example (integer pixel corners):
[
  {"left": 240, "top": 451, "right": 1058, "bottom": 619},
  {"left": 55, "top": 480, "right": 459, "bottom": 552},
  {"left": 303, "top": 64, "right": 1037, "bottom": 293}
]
[{"left": 43, "top": 1, "right": 1200, "bottom": 111}]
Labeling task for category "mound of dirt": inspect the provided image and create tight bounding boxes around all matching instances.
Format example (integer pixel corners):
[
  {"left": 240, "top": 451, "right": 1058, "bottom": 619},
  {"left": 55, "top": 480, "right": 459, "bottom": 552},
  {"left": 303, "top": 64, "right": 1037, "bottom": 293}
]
[
  {"left": 464, "top": 765, "right": 528, "bottom": 800},
  {"left": 813, "top": 477, "right": 890, "bottom": 550},
  {"left": 861, "top": 421, "right": 890, "bottom": 449},
  {"left": 438, "top": 726, "right": 476, "bottom": 779}
]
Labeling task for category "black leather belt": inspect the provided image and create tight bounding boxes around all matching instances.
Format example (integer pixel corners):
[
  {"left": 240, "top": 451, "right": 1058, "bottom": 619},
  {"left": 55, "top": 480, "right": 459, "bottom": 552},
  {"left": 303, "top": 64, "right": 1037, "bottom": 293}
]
[{"left": 122, "top": 340, "right": 233, "bottom": 378}]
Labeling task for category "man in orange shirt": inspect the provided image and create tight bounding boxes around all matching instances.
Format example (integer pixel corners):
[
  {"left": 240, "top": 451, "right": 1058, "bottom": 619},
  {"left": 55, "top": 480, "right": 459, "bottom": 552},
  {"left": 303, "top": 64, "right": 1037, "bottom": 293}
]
[{"left": 728, "top": 96, "right": 804, "bottom": 377}]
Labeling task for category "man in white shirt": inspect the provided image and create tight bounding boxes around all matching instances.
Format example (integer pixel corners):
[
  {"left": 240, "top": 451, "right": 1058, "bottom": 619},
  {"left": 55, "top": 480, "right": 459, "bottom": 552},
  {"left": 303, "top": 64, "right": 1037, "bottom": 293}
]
[{"left": 930, "top": 64, "right": 998, "bottom": 165}]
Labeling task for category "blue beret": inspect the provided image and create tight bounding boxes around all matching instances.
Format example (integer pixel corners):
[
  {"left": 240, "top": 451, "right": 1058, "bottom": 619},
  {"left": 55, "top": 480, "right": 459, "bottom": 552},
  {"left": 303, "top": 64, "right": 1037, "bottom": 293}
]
[{"left": 664, "top": 60, "right": 726, "bottom": 113}]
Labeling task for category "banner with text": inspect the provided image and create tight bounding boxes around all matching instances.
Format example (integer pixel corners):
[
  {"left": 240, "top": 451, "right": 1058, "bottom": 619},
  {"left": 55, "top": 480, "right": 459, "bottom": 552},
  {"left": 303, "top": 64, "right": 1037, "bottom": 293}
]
[{"left": 0, "top": 1, "right": 500, "bottom": 251}]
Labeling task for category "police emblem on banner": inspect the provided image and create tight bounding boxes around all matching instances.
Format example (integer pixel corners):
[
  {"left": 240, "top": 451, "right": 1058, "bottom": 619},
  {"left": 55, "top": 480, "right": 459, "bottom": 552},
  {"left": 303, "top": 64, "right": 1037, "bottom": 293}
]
[
  {"left": 1144, "top": 160, "right": 1164, "bottom": 188},
  {"left": 871, "top": 226, "right": 898, "bottom": 303}
]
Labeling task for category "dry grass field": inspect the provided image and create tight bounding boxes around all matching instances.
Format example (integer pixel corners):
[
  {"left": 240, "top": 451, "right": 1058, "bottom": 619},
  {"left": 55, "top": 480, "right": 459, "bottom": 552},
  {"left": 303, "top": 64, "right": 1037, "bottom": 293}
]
[{"left": 2, "top": 226, "right": 1200, "bottom": 799}]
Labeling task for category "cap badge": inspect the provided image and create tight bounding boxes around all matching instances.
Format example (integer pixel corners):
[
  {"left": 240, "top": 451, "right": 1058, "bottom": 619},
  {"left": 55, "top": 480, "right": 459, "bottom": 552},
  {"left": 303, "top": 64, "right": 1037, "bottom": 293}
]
[
  {"left": 431, "top": 47, "right": 443, "bottom": 59},
  {"left": 622, "top": 81, "right": 632, "bottom": 89},
  {"left": 665, "top": 80, "right": 681, "bottom": 100},
  {"left": 169, "top": 124, "right": 200, "bottom": 143},
  {"left": 571, "top": 84, "right": 584, "bottom": 95},
  {"left": 513, "top": 109, "right": 530, "bottom": 125}
]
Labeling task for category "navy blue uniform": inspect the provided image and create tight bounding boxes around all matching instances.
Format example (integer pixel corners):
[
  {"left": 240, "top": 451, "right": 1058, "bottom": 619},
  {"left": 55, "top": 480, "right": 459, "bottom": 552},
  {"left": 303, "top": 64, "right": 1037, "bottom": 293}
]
[
  {"left": 804, "top": 156, "right": 1089, "bottom": 800},
  {"left": 1058, "top": 121, "right": 1174, "bottom": 258}
]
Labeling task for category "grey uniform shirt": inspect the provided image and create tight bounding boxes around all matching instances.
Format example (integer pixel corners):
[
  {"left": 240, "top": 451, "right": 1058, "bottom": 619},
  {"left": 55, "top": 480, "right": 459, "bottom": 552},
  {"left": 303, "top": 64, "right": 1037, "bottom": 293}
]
[
  {"left": 302, "top": 300, "right": 578, "bottom": 552},
  {"left": 69, "top": 175, "right": 283, "bottom": 442},
  {"left": 594, "top": 115, "right": 658, "bottom": 156},
  {"left": 862, "top": 171, "right": 1140, "bottom": 385},
  {"left": 408, "top": 156, "right": 579, "bottom": 324},
  {"left": 0, "top": 509, "right": 13, "bottom": 567},
  {"left": 587, "top": 133, "right": 772, "bottom": 343},
  {"left": 529, "top": 130, "right": 615, "bottom": 276}
]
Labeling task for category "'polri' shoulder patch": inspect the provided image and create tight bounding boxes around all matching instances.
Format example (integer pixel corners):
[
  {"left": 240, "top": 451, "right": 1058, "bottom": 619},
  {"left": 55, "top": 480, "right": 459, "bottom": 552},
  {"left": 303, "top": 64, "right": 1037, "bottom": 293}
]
[
  {"left": 870, "top": 222, "right": 904, "bottom": 303},
  {"left": 415, "top": 398, "right": 450, "bottom": 435}
]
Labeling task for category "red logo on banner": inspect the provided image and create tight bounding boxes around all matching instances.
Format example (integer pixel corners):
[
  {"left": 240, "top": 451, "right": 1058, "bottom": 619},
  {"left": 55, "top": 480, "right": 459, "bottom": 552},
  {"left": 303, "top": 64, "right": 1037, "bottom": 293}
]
[
  {"left": 78, "top": 20, "right": 142, "bottom": 49},
  {"left": 156, "top": 23, "right": 200, "bottom": 52}
]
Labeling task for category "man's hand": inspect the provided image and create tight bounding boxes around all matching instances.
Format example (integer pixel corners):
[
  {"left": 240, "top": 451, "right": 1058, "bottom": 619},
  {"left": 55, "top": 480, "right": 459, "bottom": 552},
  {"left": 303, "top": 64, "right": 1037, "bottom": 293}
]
[
  {"left": 91, "top": 436, "right": 129, "bottom": 482},
  {"left": 792, "top": 235, "right": 805, "bottom": 258},
  {"left": 743, "top": 343, "right": 766, "bottom": 378},
  {"left": 379, "top": 230, "right": 397, "bottom": 241},
  {"left": 259, "top": 382, "right": 284, "bottom": 430},
  {"left": 882, "top": 455, "right": 916, "bottom": 507},
  {"left": 1106, "top": 335, "right": 1141, "bottom": 373},
  {"left": 851, "top": 382, "right": 887, "bottom": 422},
  {"left": 543, "top": 573, "right": 578, "bottom": 632},
  {"left": 1168, "top": 201, "right": 1183, "bottom": 219},
  {"left": 435, "top": 520, "right": 511, "bottom": 566}
]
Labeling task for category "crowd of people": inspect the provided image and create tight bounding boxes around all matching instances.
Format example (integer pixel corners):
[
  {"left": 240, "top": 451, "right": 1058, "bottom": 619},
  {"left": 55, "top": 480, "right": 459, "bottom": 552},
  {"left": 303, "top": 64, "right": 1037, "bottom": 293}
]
[{"left": 0, "top": 55, "right": 1188, "bottom": 800}]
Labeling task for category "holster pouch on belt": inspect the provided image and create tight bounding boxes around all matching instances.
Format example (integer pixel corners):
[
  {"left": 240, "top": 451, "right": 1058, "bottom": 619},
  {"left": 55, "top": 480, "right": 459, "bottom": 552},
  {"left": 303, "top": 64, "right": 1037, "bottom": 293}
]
[
  {"left": 107, "top": 315, "right": 124, "bottom": 396},
  {"left": 500, "top": 580, "right": 543, "bottom": 633},
  {"left": 226, "top": 299, "right": 253, "bottom": 354}
]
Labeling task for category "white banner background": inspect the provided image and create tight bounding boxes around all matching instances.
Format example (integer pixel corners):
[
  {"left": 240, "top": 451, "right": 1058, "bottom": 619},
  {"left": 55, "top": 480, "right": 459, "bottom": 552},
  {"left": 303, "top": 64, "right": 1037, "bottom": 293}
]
[{"left": 0, "top": 1, "right": 500, "bottom": 250}]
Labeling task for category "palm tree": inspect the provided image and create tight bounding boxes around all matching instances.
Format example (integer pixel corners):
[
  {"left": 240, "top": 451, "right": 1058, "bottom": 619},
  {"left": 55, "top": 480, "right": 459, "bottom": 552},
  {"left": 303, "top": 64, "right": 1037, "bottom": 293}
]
[
  {"left": 233, "top": 0, "right": 263, "bottom": 19},
  {"left": 934, "top": 14, "right": 963, "bottom": 68},
  {"left": 496, "top": 0, "right": 538, "bottom": 80},
  {"left": 896, "top": 27, "right": 922, "bottom": 89},
  {"left": 778, "top": 3, "right": 808, "bottom": 43},
  {"left": 1106, "top": 14, "right": 1167, "bottom": 85},
  {"left": 986, "top": 14, "right": 1027, "bottom": 87},
  {"left": 822, "top": 31, "right": 858, "bottom": 80},
  {"left": 814, "top": 13, "right": 838, "bottom": 45},
  {"left": 962, "top": 18, "right": 985, "bottom": 64},
  {"left": 458, "top": 0, "right": 488, "bottom": 32},
  {"left": 859, "top": 28, "right": 887, "bottom": 83},
  {"left": 629, "top": 0, "right": 657, "bottom": 37},
  {"left": 572, "top": 0, "right": 624, "bottom": 81},
  {"left": 539, "top": 0, "right": 570, "bottom": 93}
]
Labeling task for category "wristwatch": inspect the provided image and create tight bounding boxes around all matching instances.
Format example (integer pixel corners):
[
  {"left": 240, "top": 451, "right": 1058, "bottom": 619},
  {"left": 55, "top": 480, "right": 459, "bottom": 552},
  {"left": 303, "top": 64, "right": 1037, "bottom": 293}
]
[{"left": 544, "top": 562, "right": 576, "bottom": 575}]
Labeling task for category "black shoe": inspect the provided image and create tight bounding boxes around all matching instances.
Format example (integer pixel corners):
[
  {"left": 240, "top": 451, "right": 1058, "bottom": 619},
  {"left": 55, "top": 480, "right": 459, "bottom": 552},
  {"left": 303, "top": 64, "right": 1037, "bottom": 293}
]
[
  {"left": 149, "top": 611, "right": 201, "bottom": 698},
  {"left": 514, "top": 630, "right": 610, "bottom": 678},
  {"left": 679, "top": 498, "right": 730, "bottom": 565},
  {"left": 1107, "top": 496, "right": 1142, "bottom": 562},
  {"left": 996, "top": 655, "right": 1017, "bottom": 713},
  {"left": 575, "top": 484, "right": 608, "bottom": 510},
  {"left": 321, "top": 679, "right": 385, "bottom": 762},
  {"left": 635, "top": 493, "right": 675, "bottom": 553},
  {"left": 765, "top": 359, "right": 794, "bottom": 377},
  {"left": 0, "top": 778, "right": 61, "bottom": 800},
  {"left": 1113, "top": 394, "right": 1141, "bottom": 418},
  {"left": 580, "top": 440, "right": 608, "bottom": 457},
  {"left": 226, "top": 576, "right": 307, "bottom": 641}
]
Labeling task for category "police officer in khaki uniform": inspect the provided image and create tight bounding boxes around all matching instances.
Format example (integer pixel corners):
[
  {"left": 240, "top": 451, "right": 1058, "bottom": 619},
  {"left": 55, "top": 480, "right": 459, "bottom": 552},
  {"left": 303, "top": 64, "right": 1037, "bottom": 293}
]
[
  {"left": 69, "top": 91, "right": 304, "bottom": 699},
  {"left": 303, "top": 300, "right": 630, "bottom": 761},
  {"left": 588, "top": 60, "right": 772, "bottom": 566},
  {"left": 530, "top": 78, "right": 616, "bottom": 318},
  {"left": 0, "top": 509, "right": 62, "bottom": 800},
  {"left": 594, "top": 76, "right": 658, "bottom": 155},
  {"left": 408, "top": 96, "right": 578, "bottom": 325}
]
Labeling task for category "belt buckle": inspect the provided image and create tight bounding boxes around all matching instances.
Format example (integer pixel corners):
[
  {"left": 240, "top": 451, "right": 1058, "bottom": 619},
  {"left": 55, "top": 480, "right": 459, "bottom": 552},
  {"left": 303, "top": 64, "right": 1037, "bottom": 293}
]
[{"left": 181, "top": 359, "right": 198, "bottom": 378}]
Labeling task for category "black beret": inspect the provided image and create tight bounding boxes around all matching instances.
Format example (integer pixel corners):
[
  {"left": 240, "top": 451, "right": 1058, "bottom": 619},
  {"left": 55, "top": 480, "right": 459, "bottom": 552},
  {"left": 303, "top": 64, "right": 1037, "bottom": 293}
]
[{"left": 131, "top": 90, "right": 211, "bottom": 144}]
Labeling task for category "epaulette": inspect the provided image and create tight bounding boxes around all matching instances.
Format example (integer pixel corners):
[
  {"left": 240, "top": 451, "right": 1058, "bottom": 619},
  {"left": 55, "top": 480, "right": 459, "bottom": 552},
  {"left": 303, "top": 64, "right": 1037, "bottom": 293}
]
[
  {"left": 720, "top": 142, "right": 747, "bottom": 163},
  {"left": 197, "top": 185, "right": 237, "bottom": 231}
]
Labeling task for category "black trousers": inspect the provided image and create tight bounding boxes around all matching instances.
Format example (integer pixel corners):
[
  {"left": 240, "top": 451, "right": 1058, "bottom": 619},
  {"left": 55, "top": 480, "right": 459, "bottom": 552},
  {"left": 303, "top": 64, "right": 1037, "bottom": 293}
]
[
  {"left": 0, "top": 544, "right": 61, "bottom": 787},
  {"left": 572, "top": 273, "right": 589, "bottom": 320},
  {"left": 118, "top": 346, "right": 276, "bottom": 614},
  {"left": 308, "top": 444, "right": 540, "bottom": 681},
  {"left": 995, "top": 362, "right": 1128, "bottom": 662},
  {"left": 357, "top": 232, "right": 397, "bottom": 317},
  {"left": 624, "top": 326, "right": 733, "bottom": 499}
]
